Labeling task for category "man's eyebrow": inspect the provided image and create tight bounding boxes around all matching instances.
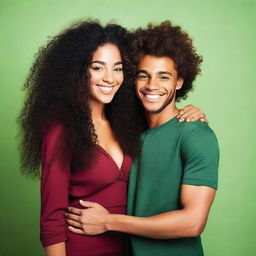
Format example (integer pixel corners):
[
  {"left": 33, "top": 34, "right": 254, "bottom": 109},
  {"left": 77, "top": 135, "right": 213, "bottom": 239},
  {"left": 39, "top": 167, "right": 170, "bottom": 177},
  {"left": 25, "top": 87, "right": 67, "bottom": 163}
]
[
  {"left": 90, "top": 61, "right": 123, "bottom": 65},
  {"left": 136, "top": 70, "right": 149, "bottom": 75},
  {"left": 158, "top": 71, "right": 173, "bottom": 76},
  {"left": 136, "top": 70, "right": 173, "bottom": 76}
]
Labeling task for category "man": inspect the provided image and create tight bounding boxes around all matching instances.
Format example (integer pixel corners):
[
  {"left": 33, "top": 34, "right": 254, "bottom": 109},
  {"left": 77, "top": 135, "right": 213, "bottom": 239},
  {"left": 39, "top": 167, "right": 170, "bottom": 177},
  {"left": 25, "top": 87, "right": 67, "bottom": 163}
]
[{"left": 66, "top": 21, "right": 219, "bottom": 256}]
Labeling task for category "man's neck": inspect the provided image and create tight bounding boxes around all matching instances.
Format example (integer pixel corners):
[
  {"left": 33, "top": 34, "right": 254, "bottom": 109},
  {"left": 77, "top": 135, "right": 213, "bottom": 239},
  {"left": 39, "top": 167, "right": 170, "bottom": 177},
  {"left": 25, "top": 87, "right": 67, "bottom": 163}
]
[{"left": 146, "top": 104, "right": 179, "bottom": 128}]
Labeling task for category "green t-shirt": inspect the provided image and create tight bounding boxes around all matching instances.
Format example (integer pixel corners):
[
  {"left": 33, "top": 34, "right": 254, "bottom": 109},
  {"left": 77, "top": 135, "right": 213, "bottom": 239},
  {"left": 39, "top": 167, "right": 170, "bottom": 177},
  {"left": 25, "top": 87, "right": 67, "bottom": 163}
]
[{"left": 127, "top": 117, "right": 219, "bottom": 256}]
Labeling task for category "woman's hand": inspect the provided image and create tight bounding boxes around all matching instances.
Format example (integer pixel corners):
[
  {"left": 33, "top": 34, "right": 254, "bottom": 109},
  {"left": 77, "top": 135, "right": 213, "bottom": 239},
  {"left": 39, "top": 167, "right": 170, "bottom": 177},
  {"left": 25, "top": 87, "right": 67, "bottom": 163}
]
[
  {"left": 177, "top": 104, "right": 208, "bottom": 123},
  {"left": 66, "top": 200, "right": 110, "bottom": 235}
]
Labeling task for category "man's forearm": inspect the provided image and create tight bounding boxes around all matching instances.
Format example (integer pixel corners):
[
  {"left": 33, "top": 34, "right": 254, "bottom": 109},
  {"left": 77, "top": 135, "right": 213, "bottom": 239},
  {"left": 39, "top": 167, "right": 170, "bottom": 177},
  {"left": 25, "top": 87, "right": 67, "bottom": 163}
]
[
  {"left": 66, "top": 186, "right": 215, "bottom": 238},
  {"left": 106, "top": 209, "right": 206, "bottom": 239},
  {"left": 104, "top": 185, "right": 215, "bottom": 239}
]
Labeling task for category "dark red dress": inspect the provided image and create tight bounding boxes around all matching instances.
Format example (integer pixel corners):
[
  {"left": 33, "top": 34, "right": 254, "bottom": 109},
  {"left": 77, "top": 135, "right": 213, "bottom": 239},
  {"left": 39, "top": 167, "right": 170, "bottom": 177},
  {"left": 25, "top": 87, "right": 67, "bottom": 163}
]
[{"left": 40, "top": 124, "right": 132, "bottom": 256}]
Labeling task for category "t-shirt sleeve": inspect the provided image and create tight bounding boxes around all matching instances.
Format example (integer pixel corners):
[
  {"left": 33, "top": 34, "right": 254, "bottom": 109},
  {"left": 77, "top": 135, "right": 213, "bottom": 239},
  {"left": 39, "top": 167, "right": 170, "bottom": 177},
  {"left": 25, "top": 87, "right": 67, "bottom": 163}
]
[
  {"left": 181, "top": 125, "right": 219, "bottom": 189},
  {"left": 40, "top": 124, "right": 70, "bottom": 247}
]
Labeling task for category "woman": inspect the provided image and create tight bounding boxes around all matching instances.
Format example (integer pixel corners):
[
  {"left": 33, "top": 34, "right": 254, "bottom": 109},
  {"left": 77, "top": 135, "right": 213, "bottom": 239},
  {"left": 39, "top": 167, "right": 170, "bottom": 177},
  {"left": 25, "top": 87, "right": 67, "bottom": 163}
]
[{"left": 18, "top": 20, "right": 206, "bottom": 256}]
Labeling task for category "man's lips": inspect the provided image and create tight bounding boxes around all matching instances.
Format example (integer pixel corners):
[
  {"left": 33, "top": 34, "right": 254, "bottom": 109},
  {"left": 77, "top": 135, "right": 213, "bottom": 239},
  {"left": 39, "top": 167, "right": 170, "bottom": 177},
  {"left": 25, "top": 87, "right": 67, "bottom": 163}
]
[
  {"left": 141, "top": 91, "right": 166, "bottom": 99},
  {"left": 139, "top": 91, "right": 166, "bottom": 102},
  {"left": 145, "top": 94, "right": 161, "bottom": 99}
]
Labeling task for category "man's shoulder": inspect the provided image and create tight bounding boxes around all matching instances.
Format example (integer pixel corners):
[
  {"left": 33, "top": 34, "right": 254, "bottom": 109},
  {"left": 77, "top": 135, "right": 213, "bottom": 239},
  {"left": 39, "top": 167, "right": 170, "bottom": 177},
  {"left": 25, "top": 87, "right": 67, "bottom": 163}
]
[
  {"left": 179, "top": 121, "right": 213, "bottom": 134},
  {"left": 176, "top": 122, "right": 218, "bottom": 156},
  {"left": 177, "top": 121, "right": 217, "bottom": 146},
  {"left": 142, "top": 119, "right": 216, "bottom": 141}
]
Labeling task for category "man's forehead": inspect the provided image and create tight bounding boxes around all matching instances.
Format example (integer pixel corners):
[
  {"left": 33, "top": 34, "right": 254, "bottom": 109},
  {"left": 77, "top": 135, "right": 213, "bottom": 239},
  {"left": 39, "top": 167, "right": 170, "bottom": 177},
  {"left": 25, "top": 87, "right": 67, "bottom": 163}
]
[{"left": 138, "top": 55, "right": 176, "bottom": 73}]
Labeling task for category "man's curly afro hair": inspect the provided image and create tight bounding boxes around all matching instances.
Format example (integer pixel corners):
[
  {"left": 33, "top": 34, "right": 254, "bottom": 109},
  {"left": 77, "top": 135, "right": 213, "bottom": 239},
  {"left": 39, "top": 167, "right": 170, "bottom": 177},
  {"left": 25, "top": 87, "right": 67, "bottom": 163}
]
[{"left": 130, "top": 21, "right": 203, "bottom": 101}]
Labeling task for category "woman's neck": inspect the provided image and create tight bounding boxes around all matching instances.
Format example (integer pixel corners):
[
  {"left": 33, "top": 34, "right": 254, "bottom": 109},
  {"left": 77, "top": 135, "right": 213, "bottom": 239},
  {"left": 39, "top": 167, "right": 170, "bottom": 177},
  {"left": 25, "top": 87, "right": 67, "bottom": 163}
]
[{"left": 90, "top": 99, "right": 107, "bottom": 123}]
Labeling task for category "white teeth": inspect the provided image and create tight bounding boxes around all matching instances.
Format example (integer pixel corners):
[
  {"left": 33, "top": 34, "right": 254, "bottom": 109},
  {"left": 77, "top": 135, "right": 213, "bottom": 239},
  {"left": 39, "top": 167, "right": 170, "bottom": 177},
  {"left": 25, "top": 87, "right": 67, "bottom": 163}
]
[
  {"left": 145, "top": 94, "right": 161, "bottom": 99},
  {"left": 99, "top": 86, "right": 113, "bottom": 92}
]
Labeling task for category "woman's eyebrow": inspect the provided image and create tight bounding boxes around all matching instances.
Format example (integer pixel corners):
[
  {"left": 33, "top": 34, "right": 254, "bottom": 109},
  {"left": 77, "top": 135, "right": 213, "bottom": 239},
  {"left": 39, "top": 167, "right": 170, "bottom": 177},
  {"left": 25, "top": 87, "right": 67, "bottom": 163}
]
[
  {"left": 114, "top": 61, "right": 123, "bottom": 66},
  {"left": 91, "top": 61, "right": 123, "bottom": 66},
  {"left": 91, "top": 60, "right": 105, "bottom": 65}
]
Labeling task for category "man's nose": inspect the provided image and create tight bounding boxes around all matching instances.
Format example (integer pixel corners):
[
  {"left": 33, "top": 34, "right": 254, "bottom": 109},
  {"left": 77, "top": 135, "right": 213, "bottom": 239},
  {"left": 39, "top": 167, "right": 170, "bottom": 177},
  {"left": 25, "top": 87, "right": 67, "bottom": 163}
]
[{"left": 145, "top": 77, "right": 158, "bottom": 90}]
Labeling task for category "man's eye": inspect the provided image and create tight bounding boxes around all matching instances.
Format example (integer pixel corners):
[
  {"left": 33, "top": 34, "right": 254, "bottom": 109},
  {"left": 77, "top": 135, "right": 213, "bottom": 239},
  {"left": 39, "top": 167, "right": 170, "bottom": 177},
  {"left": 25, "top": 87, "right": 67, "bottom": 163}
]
[
  {"left": 114, "top": 67, "right": 123, "bottom": 71},
  {"left": 159, "top": 76, "right": 170, "bottom": 80},
  {"left": 137, "top": 75, "right": 149, "bottom": 80},
  {"left": 91, "top": 66, "right": 103, "bottom": 71}
]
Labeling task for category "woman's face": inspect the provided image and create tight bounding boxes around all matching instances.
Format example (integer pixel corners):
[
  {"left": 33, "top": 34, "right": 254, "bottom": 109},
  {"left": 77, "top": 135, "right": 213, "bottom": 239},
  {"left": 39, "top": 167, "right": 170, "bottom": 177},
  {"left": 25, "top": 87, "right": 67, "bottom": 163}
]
[{"left": 88, "top": 43, "right": 124, "bottom": 104}]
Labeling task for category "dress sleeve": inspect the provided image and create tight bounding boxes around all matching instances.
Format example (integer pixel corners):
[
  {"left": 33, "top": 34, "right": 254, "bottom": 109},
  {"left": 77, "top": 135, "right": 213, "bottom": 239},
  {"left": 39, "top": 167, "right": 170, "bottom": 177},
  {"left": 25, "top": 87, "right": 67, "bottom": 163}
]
[
  {"left": 181, "top": 125, "right": 219, "bottom": 189},
  {"left": 40, "top": 123, "right": 70, "bottom": 247}
]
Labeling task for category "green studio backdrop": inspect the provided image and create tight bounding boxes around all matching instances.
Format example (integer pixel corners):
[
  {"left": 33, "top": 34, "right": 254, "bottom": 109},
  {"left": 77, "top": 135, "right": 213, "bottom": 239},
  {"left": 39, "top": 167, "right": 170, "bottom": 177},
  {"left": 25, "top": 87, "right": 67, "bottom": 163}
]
[{"left": 1, "top": 0, "right": 255, "bottom": 255}]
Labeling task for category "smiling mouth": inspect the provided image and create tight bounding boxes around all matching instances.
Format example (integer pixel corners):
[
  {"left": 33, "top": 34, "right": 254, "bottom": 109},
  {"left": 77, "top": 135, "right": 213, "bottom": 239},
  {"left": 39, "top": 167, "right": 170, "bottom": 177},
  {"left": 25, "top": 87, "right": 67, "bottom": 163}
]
[
  {"left": 145, "top": 94, "right": 162, "bottom": 99},
  {"left": 96, "top": 84, "right": 115, "bottom": 92},
  {"left": 141, "top": 91, "right": 165, "bottom": 98},
  {"left": 139, "top": 91, "right": 166, "bottom": 103}
]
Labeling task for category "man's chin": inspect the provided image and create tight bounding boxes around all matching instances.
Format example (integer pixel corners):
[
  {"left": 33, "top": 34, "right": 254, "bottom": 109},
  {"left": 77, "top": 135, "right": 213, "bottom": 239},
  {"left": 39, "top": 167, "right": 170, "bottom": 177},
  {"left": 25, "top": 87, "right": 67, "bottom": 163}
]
[
  {"left": 142, "top": 93, "right": 175, "bottom": 114},
  {"left": 144, "top": 106, "right": 163, "bottom": 114}
]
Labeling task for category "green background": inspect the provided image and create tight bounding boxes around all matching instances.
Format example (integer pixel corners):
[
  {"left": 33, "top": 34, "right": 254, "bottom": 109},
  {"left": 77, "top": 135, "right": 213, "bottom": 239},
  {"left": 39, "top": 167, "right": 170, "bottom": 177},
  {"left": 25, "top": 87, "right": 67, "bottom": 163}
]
[{"left": 1, "top": 0, "right": 255, "bottom": 255}]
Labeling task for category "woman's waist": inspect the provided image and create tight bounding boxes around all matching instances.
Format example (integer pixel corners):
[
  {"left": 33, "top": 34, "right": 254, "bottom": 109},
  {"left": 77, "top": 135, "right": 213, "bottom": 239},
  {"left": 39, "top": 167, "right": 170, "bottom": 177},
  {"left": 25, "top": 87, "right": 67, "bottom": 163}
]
[
  {"left": 65, "top": 228, "right": 125, "bottom": 256},
  {"left": 69, "top": 199, "right": 126, "bottom": 214}
]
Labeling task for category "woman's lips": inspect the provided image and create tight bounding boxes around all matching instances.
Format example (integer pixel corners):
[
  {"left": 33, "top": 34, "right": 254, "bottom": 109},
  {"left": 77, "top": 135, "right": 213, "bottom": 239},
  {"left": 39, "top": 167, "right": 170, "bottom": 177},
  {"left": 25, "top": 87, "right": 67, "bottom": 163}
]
[{"left": 96, "top": 84, "right": 115, "bottom": 94}]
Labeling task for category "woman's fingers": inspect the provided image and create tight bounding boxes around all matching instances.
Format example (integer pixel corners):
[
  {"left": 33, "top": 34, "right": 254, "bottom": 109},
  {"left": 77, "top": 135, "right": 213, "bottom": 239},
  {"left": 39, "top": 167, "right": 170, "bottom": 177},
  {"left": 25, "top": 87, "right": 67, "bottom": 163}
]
[{"left": 177, "top": 105, "right": 207, "bottom": 123}]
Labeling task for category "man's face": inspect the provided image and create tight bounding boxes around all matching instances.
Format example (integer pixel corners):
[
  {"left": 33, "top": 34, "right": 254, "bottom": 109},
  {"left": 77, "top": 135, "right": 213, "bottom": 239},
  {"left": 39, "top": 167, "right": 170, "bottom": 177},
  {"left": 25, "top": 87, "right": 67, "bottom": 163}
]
[{"left": 135, "top": 55, "right": 183, "bottom": 113}]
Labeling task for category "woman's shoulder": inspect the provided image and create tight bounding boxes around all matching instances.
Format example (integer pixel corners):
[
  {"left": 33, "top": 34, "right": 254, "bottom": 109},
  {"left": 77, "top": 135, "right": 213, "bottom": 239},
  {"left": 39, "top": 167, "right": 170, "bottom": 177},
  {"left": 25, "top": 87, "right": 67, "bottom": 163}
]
[
  {"left": 42, "top": 122, "right": 65, "bottom": 142},
  {"left": 41, "top": 122, "right": 68, "bottom": 161}
]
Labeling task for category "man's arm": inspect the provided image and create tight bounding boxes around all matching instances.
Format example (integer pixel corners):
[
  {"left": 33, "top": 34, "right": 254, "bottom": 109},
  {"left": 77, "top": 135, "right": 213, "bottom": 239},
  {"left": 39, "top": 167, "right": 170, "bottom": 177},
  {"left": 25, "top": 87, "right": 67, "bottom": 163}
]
[
  {"left": 67, "top": 124, "right": 218, "bottom": 239},
  {"left": 66, "top": 184, "right": 216, "bottom": 239}
]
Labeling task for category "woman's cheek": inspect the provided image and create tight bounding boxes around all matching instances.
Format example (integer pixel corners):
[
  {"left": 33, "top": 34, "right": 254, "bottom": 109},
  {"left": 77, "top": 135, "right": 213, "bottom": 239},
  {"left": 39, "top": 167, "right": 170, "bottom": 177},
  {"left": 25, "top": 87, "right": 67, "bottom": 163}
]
[{"left": 117, "top": 73, "right": 124, "bottom": 87}]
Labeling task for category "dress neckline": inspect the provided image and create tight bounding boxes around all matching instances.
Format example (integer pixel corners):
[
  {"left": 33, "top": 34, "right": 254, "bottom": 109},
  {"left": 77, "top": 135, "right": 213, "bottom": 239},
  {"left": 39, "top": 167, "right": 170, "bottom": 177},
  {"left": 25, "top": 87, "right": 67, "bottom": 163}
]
[{"left": 96, "top": 144, "right": 126, "bottom": 171}]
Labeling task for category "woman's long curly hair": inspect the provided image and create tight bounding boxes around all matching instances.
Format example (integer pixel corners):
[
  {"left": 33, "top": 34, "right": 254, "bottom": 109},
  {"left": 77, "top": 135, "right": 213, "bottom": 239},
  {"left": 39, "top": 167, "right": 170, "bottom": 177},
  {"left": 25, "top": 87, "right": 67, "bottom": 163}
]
[
  {"left": 18, "top": 20, "right": 144, "bottom": 178},
  {"left": 130, "top": 21, "right": 203, "bottom": 101}
]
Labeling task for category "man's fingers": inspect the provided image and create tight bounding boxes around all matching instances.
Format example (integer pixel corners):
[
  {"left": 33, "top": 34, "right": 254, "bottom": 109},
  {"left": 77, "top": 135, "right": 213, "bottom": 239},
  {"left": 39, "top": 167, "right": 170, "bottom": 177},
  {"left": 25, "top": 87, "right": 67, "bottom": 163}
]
[
  {"left": 66, "top": 218, "right": 83, "bottom": 228},
  {"left": 79, "top": 200, "right": 99, "bottom": 208},
  {"left": 68, "top": 226, "right": 86, "bottom": 235},
  {"left": 66, "top": 212, "right": 81, "bottom": 222},
  {"left": 68, "top": 207, "right": 82, "bottom": 215}
]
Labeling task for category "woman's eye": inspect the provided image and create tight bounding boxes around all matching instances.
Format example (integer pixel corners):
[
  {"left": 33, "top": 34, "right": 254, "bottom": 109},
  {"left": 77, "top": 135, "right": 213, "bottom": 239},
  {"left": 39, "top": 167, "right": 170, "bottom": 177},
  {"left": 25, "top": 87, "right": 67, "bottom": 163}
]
[
  {"left": 114, "top": 67, "right": 123, "bottom": 71},
  {"left": 91, "top": 66, "right": 103, "bottom": 71}
]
